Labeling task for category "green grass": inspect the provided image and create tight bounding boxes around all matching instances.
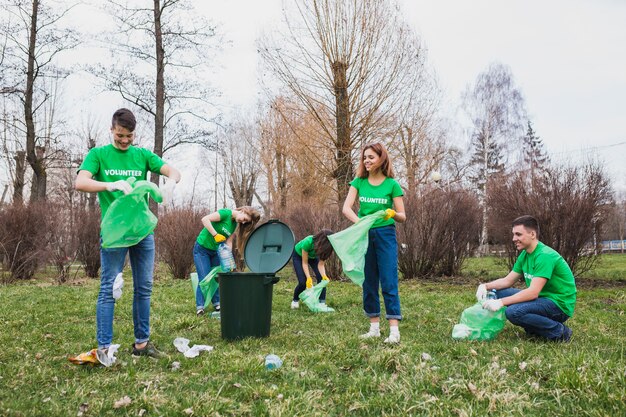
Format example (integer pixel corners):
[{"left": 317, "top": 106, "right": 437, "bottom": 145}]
[
  {"left": 462, "top": 253, "right": 626, "bottom": 282},
  {"left": 0, "top": 270, "right": 625, "bottom": 416}
]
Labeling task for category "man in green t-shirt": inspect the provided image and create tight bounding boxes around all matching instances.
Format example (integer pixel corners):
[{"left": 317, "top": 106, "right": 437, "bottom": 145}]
[
  {"left": 75, "top": 108, "right": 181, "bottom": 358},
  {"left": 476, "top": 215, "right": 577, "bottom": 342}
]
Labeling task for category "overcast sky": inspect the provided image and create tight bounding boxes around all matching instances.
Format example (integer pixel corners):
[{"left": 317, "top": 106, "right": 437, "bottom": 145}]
[
  {"left": 13, "top": 0, "right": 622, "bottom": 200},
  {"left": 200, "top": 0, "right": 626, "bottom": 190}
]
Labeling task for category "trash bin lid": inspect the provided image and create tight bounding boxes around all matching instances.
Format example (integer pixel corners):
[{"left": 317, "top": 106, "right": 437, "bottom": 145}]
[{"left": 244, "top": 219, "right": 295, "bottom": 273}]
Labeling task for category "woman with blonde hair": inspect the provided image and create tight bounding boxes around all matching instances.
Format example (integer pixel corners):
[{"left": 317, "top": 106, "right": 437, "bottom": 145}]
[{"left": 193, "top": 206, "right": 260, "bottom": 315}]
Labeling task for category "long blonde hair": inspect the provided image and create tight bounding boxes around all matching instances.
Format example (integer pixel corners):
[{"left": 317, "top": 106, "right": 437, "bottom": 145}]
[{"left": 234, "top": 206, "right": 261, "bottom": 261}]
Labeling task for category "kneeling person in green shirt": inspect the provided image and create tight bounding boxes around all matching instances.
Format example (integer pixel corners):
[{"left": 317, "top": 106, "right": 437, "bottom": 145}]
[{"left": 477, "top": 215, "right": 577, "bottom": 342}]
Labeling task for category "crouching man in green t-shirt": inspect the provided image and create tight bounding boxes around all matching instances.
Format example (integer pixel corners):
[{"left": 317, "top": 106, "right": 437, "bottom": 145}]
[
  {"left": 75, "top": 108, "right": 181, "bottom": 358},
  {"left": 476, "top": 215, "right": 577, "bottom": 342}
]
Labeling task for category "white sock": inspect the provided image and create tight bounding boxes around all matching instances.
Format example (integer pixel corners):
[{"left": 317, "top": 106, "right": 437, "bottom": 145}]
[
  {"left": 389, "top": 325, "right": 400, "bottom": 337},
  {"left": 370, "top": 322, "right": 380, "bottom": 333}
]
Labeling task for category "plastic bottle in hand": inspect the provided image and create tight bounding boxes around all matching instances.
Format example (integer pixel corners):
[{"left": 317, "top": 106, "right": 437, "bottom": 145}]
[
  {"left": 264, "top": 354, "right": 282, "bottom": 370},
  {"left": 487, "top": 290, "right": 497, "bottom": 300},
  {"left": 217, "top": 243, "right": 236, "bottom": 272}
]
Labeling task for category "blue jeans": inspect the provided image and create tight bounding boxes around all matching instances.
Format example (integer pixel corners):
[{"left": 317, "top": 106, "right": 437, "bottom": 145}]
[
  {"left": 363, "top": 226, "right": 402, "bottom": 320},
  {"left": 193, "top": 242, "right": 220, "bottom": 309},
  {"left": 292, "top": 251, "right": 326, "bottom": 302},
  {"left": 496, "top": 288, "right": 570, "bottom": 340},
  {"left": 97, "top": 234, "right": 155, "bottom": 349}
]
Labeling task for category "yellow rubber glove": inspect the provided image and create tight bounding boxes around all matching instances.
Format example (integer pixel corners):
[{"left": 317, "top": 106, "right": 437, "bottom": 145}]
[
  {"left": 322, "top": 275, "right": 330, "bottom": 281},
  {"left": 305, "top": 277, "right": 313, "bottom": 288},
  {"left": 214, "top": 233, "right": 226, "bottom": 243},
  {"left": 383, "top": 208, "right": 396, "bottom": 221}
]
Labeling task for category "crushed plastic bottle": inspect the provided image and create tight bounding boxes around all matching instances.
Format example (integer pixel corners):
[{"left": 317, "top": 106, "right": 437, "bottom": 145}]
[
  {"left": 264, "top": 354, "right": 282, "bottom": 370},
  {"left": 487, "top": 290, "right": 497, "bottom": 300},
  {"left": 210, "top": 311, "right": 221, "bottom": 320},
  {"left": 217, "top": 243, "right": 236, "bottom": 272}
]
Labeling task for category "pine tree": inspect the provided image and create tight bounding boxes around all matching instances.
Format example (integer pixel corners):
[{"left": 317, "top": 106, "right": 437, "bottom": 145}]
[{"left": 521, "top": 121, "right": 549, "bottom": 179}]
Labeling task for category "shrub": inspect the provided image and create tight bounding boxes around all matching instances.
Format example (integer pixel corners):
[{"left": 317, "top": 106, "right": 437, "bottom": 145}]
[
  {"left": 488, "top": 162, "right": 613, "bottom": 275},
  {"left": 0, "top": 202, "right": 51, "bottom": 282},
  {"left": 47, "top": 202, "right": 79, "bottom": 283},
  {"left": 156, "top": 207, "right": 203, "bottom": 279},
  {"left": 75, "top": 206, "right": 101, "bottom": 279},
  {"left": 397, "top": 187, "right": 482, "bottom": 278}
]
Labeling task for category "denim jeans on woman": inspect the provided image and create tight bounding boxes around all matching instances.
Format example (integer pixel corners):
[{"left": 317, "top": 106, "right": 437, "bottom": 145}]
[
  {"left": 363, "top": 225, "right": 402, "bottom": 320},
  {"left": 292, "top": 250, "right": 326, "bottom": 302},
  {"left": 495, "top": 288, "right": 569, "bottom": 340},
  {"left": 97, "top": 234, "right": 155, "bottom": 349},
  {"left": 192, "top": 242, "right": 220, "bottom": 310}
]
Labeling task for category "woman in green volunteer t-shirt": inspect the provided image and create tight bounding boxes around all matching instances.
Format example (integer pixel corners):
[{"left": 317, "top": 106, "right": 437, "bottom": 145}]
[
  {"left": 193, "top": 206, "right": 260, "bottom": 315},
  {"left": 342, "top": 142, "right": 406, "bottom": 344},
  {"left": 290, "top": 229, "right": 335, "bottom": 309}
]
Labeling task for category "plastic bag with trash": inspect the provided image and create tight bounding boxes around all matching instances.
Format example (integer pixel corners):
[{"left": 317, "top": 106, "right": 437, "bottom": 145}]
[
  {"left": 298, "top": 280, "right": 334, "bottom": 313},
  {"left": 327, "top": 210, "right": 386, "bottom": 286},
  {"left": 68, "top": 344, "right": 120, "bottom": 367},
  {"left": 101, "top": 178, "right": 163, "bottom": 248},
  {"left": 452, "top": 302, "right": 506, "bottom": 341},
  {"left": 190, "top": 266, "right": 221, "bottom": 309}
]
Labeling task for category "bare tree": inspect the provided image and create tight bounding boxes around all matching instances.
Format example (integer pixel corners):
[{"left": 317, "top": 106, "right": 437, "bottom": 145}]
[
  {"left": 90, "top": 0, "right": 220, "bottom": 209},
  {"left": 462, "top": 63, "right": 526, "bottom": 254},
  {"left": 388, "top": 73, "right": 448, "bottom": 196},
  {"left": 260, "top": 0, "right": 428, "bottom": 203},
  {"left": 218, "top": 116, "right": 262, "bottom": 207},
  {"left": 0, "top": 0, "right": 78, "bottom": 202}
]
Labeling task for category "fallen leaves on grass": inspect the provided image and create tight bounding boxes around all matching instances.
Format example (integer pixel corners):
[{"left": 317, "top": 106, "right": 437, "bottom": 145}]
[{"left": 113, "top": 396, "right": 132, "bottom": 409}]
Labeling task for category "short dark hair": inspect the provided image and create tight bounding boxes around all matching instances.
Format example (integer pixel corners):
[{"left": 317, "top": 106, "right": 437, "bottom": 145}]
[
  {"left": 313, "top": 229, "right": 335, "bottom": 260},
  {"left": 512, "top": 215, "right": 539, "bottom": 235},
  {"left": 112, "top": 108, "right": 136, "bottom": 131}
]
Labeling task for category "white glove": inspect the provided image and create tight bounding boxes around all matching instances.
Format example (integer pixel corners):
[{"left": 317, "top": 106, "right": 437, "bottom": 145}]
[
  {"left": 106, "top": 180, "right": 132, "bottom": 195},
  {"left": 476, "top": 284, "right": 487, "bottom": 301},
  {"left": 482, "top": 299, "right": 504, "bottom": 312},
  {"left": 160, "top": 177, "right": 177, "bottom": 204}
]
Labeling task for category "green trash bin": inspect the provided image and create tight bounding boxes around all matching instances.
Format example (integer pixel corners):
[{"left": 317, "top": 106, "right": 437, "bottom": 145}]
[{"left": 219, "top": 219, "right": 295, "bottom": 340}]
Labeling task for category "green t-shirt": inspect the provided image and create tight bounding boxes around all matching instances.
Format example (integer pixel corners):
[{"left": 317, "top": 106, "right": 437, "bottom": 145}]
[
  {"left": 349, "top": 177, "right": 404, "bottom": 228},
  {"left": 78, "top": 144, "right": 165, "bottom": 219},
  {"left": 512, "top": 241, "right": 577, "bottom": 316},
  {"left": 295, "top": 235, "right": 317, "bottom": 259},
  {"left": 196, "top": 209, "right": 237, "bottom": 251}
]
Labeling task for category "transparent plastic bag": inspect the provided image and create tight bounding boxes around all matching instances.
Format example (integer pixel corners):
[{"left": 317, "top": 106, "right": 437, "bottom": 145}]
[
  {"left": 101, "top": 178, "right": 163, "bottom": 248},
  {"left": 298, "top": 280, "right": 334, "bottom": 313},
  {"left": 327, "top": 210, "right": 386, "bottom": 286},
  {"left": 198, "top": 266, "right": 221, "bottom": 309},
  {"left": 452, "top": 302, "right": 506, "bottom": 341}
]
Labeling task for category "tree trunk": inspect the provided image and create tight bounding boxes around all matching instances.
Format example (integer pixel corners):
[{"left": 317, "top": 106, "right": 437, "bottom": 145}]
[
  {"left": 332, "top": 60, "right": 352, "bottom": 204},
  {"left": 13, "top": 150, "right": 26, "bottom": 204},
  {"left": 150, "top": 0, "right": 165, "bottom": 216},
  {"left": 25, "top": 0, "right": 46, "bottom": 202}
]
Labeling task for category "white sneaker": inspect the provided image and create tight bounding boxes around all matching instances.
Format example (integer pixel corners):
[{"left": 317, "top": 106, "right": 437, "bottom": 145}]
[
  {"left": 290, "top": 301, "right": 299, "bottom": 309},
  {"left": 384, "top": 333, "right": 400, "bottom": 344},
  {"left": 359, "top": 329, "right": 381, "bottom": 339}
]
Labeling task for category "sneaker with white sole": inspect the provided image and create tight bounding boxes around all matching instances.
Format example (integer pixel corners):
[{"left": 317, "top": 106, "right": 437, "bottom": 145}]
[
  {"left": 290, "top": 301, "right": 299, "bottom": 309},
  {"left": 359, "top": 329, "right": 381, "bottom": 339},
  {"left": 384, "top": 333, "right": 400, "bottom": 344}
]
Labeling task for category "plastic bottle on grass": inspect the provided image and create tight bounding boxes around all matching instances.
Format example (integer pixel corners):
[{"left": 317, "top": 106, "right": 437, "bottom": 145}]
[
  {"left": 217, "top": 243, "right": 236, "bottom": 272},
  {"left": 265, "top": 354, "right": 282, "bottom": 370}
]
